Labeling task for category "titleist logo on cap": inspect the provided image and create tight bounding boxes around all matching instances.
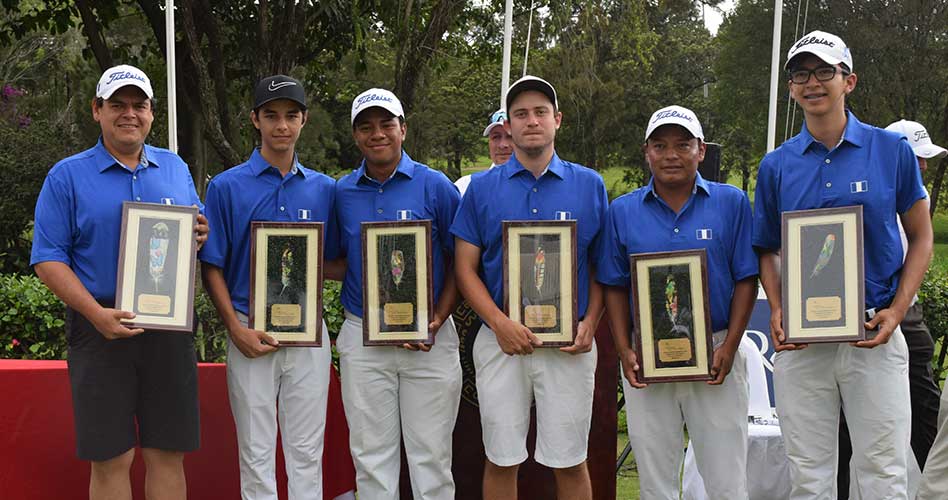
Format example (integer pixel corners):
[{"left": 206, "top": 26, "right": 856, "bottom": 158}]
[
  {"left": 652, "top": 109, "right": 694, "bottom": 123},
  {"left": 355, "top": 93, "right": 394, "bottom": 107},
  {"left": 915, "top": 130, "right": 930, "bottom": 141},
  {"left": 106, "top": 71, "right": 146, "bottom": 85},
  {"left": 794, "top": 36, "right": 835, "bottom": 50}
]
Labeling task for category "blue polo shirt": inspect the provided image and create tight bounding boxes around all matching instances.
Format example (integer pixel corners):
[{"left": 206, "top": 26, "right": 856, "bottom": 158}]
[
  {"left": 199, "top": 149, "right": 338, "bottom": 315},
  {"left": 450, "top": 153, "right": 608, "bottom": 317},
  {"left": 753, "top": 112, "right": 927, "bottom": 309},
  {"left": 597, "top": 174, "right": 759, "bottom": 332},
  {"left": 31, "top": 139, "right": 203, "bottom": 301},
  {"left": 335, "top": 152, "right": 460, "bottom": 318}
]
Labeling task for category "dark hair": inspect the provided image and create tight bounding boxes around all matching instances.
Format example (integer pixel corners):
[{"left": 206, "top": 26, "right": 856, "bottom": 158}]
[{"left": 352, "top": 112, "right": 405, "bottom": 130}]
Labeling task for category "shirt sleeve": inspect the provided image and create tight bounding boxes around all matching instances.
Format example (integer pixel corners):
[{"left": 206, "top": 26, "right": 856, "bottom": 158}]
[
  {"left": 30, "top": 172, "right": 75, "bottom": 267},
  {"left": 595, "top": 201, "right": 630, "bottom": 287},
  {"left": 894, "top": 138, "right": 927, "bottom": 214},
  {"left": 184, "top": 163, "right": 205, "bottom": 213},
  {"left": 752, "top": 154, "right": 781, "bottom": 251},
  {"left": 449, "top": 176, "right": 482, "bottom": 248},
  {"left": 431, "top": 171, "right": 461, "bottom": 255},
  {"left": 323, "top": 183, "right": 341, "bottom": 261},
  {"left": 730, "top": 190, "right": 760, "bottom": 281},
  {"left": 197, "top": 178, "right": 228, "bottom": 269},
  {"left": 587, "top": 176, "right": 609, "bottom": 265}
]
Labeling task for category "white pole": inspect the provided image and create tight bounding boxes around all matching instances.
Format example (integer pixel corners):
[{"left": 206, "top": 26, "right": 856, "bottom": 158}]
[
  {"left": 766, "top": 0, "right": 783, "bottom": 152},
  {"left": 165, "top": 0, "right": 178, "bottom": 153},
  {"left": 522, "top": 0, "right": 534, "bottom": 78},
  {"left": 501, "top": 0, "right": 513, "bottom": 109}
]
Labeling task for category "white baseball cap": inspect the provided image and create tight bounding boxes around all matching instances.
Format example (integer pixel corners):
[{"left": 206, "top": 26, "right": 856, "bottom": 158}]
[
  {"left": 96, "top": 64, "right": 154, "bottom": 99},
  {"left": 645, "top": 105, "right": 704, "bottom": 141},
  {"left": 786, "top": 30, "right": 853, "bottom": 71},
  {"left": 886, "top": 120, "right": 948, "bottom": 159},
  {"left": 505, "top": 75, "right": 558, "bottom": 112},
  {"left": 483, "top": 109, "right": 507, "bottom": 136},
  {"left": 351, "top": 88, "right": 404, "bottom": 126}
]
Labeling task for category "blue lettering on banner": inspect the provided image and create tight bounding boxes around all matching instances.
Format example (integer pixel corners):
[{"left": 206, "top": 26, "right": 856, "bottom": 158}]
[
  {"left": 106, "top": 71, "right": 146, "bottom": 86},
  {"left": 850, "top": 181, "right": 869, "bottom": 193},
  {"left": 652, "top": 109, "right": 694, "bottom": 123}
]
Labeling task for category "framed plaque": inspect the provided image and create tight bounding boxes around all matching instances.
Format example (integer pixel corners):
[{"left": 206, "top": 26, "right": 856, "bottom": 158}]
[
  {"left": 502, "top": 220, "right": 578, "bottom": 347},
  {"left": 781, "top": 206, "right": 865, "bottom": 343},
  {"left": 361, "top": 220, "right": 434, "bottom": 346},
  {"left": 248, "top": 222, "right": 324, "bottom": 346},
  {"left": 115, "top": 201, "right": 198, "bottom": 332},
  {"left": 630, "top": 249, "right": 713, "bottom": 383}
]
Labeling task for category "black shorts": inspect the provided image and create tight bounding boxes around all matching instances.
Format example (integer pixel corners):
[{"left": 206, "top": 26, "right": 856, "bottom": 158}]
[{"left": 66, "top": 305, "right": 200, "bottom": 461}]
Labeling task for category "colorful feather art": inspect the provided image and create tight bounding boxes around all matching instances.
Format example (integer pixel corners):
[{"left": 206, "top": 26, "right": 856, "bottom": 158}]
[
  {"left": 279, "top": 246, "right": 293, "bottom": 296},
  {"left": 665, "top": 275, "right": 678, "bottom": 323},
  {"left": 534, "top": 245, "right": 546, "bottom": 292},
  {"left": 148, "top": 222, "right": 170, "bottom": 292},
  {"left": 391, "top": 250, "right": 404, "bottom": 288},
  {"left": 810, "top": 234, "right": 836, "bottom": 278}
]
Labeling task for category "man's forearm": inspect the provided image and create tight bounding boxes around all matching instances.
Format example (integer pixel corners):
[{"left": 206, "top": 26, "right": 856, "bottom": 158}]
[
  {"left": 895, "top": 199, "right": 934, "bottom": 315},
  {"left": 604, "top": 285, "right": 632, "bottom": 354},
  {"left": 725, "top": 277, "right": 758, "bottom": 348},
  {"left": 434, "top": 261, "right": 460, "bottom": 323},
  {"left": 34, "top": 261, "right": 103, "bottom": 318},
  {"left": 758, "top": 251, "right": 782, "bottom": 312},
  {"left": 200, "top": 263, "right": 241, "bottom": 332},
  {"left": 583, "top": 267, "right": 605, "bottom": 331}
]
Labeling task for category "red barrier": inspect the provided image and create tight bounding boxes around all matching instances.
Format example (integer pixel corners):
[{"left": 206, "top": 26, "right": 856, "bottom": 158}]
[{"left": 0, "top": 360, "right": 355, "bottom": 499}]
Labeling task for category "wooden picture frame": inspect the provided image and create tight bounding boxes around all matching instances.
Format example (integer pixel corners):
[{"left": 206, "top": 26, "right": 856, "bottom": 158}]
[
  {"left": 781, "top": 206, "right": 865, "bottom": 343},
  {"left": 502, "top": 220, "right": 578, "bottom": 347},
  {"left": 630, "top": 249, "right": 713, "bottom": 383},
  {"left": 361, "top": 220, "right": 434, "bottom": 346},
  {"left": 249, "top": 222, "right": 324, "bottom": 347},
  {"left": 115, "top": 201, "right": 198, "bottom": 332}
]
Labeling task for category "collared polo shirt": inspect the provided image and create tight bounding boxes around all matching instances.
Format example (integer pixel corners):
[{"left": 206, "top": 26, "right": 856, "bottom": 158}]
[
  {"left": 31, "top": 139, "right": 203, "bottom": 301},
  {"left": 199, "top": 148, "right": 338, "bottom": 315},
  {"left": 335, "top": 151, "right": 460, "bottom": 317},
  {"left": 450, "top": 153, "right": 608, "bottom": 317},
  {"left": 753, "top": 111, "right": 927, "bottom": 309},
  {"left": 597, "top": 174, "right": 759, "bottom": 332}
]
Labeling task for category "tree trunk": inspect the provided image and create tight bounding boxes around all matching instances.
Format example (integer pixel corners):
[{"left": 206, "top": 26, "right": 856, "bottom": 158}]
[
  {"left": 75, "top": 0, "right": 113, "bottom": 71},
  {"left": 930, "top": 160, "right": 946, "bottom": 217},
  {"left": 393, "top": 0, "right": 466, "bottom": 113}
]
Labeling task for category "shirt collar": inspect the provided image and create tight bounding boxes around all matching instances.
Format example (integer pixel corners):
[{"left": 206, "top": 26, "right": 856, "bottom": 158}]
[
  {"left": 644, "top": 172, "right": 710, "bottom": 201},
  {"left": 95, "top": 138, "right": 152, "bottom": 172},
  {"left": 503, "top": 152, "right": 565, "bottom": 180},
  {"left": 356, "top": 150, "right": 414, "bottom": 185},
  {"left": 794, "top": 110, "right": 867, "bottom": 154},
  {"left": 249, "top": 148, "right": 305, "bottom": 178}
]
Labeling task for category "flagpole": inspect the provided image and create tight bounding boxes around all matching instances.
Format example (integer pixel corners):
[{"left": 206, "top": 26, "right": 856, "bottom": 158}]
[
  {"left": 501, "top": 0, "right": 513, "bottom": 109},
  {"left": 766, "top": 0, "right": 783, "bottom": 152},
  {"left": 165, "top": 0, "right": 178, "bottom": 152}
]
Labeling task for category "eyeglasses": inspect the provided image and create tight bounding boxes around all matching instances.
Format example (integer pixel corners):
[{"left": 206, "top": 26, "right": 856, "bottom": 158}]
[
  {"left": 489, "top": 110, "right": 507, "bottom": 124},
  {"left": 788, "top": 66, "right": 849, "bottom": 84}
]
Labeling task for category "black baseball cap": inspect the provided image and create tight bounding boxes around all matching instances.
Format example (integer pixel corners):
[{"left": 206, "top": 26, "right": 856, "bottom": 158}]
[{"left": 253, "top": 75, "right": 307, "bottom": 111}]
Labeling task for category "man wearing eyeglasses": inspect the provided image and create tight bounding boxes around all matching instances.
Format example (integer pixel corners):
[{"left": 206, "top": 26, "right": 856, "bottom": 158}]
[
  {"left": 753, "top": 31, "right": 933, "bottom": 499},
  {"left": 454, "top": 109, "right": 513, "bottom": 196}
]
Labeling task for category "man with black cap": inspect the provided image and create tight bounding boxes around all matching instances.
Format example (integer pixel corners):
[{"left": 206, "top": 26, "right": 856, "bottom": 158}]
[
  {"left": 31, "top": 64, "right": 208, "bottom": 500},
  {"left": 753, "top": 30, "right": 933, "bottom": 498},
  {"left": 451, "top": 76, "right": 607, "bottom": 499},
  {"left": 333, "top": 88, "right": 462, "bottom": 500},
  {"left": 201, "top": 75, "right": 339, "bottom": 500}
]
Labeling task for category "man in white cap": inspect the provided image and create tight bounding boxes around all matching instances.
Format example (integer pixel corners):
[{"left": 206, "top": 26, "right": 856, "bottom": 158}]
[
  {"left": 333, "top": 88, "right": 462, "bottom": 499},
  {"left": 201, "top": 75, "right": 338, "bottom": 500},
  {"left": 599, "top": 105, "right": 758, "bottom": 499},
  {"left": 838, "top": 119, "right": 946, "bottom": 494},
  {"left": 753, "top": 30, "right": 933, "bottom": 499},
  {"left": 452, "top": 75, "right": 607, "bottom": 499},
  {"left": 31, "top": 64, "right": 208, "bottom": 499},
  {"left": 454, "top": 109, "right": 513, "bottom": 196}
]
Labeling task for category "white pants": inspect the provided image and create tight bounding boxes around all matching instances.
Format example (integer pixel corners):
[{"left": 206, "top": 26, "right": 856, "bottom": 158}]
[
  {"left": 917, "top": 388, "right": 948, "bottom": 499},
  {"left": 775, "top": 326, "right": 911, "bottom": 500},
  {"left": 227, "top": 313, "right": 331, "bottom": 500},
  {"left": 336, "top": 312, "right": 461, "bottom": 500},
  {"left": 624, "top": 331, "right": 749, "bottom": 500},
  {"left": 473, "top": 325, "right": 597, "bottom": 468}
]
